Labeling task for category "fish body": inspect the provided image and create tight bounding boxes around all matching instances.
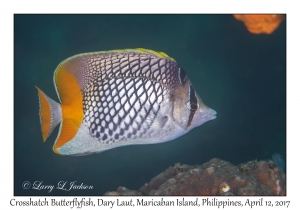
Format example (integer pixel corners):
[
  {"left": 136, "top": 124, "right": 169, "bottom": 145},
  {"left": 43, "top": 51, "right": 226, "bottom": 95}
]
[{"left": 36, "top": 49, "right": 217, "bottom": 155}]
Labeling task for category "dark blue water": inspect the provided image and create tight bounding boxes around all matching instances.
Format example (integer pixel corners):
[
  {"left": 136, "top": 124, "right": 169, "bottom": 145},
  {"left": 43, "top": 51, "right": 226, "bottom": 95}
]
[
  {"left": 14, "top": 14, "right": 286, "bottom": 195},
  {"left": 272, "top": 153, "right": 285, "bottom": 172}
]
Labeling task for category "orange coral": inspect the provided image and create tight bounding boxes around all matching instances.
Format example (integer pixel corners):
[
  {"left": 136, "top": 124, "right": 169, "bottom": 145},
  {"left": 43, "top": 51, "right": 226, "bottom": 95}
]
[{"left": 233, "top": 14, "right": 284, "bottom": 34}]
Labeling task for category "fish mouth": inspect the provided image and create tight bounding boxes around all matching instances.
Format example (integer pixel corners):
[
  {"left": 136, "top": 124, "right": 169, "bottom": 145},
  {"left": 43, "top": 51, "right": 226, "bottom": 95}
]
[
  {"left": 206, "top": 108, "right": 217, "bottom": 120},
  {"left": 189, "top": 107, "right": 217, "bottom": 130}
]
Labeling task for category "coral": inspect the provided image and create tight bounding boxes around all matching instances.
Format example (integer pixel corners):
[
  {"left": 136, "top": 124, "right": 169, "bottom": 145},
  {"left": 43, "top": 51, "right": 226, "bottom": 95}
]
[
  {"left": 104, "top": 186, "right": 141, "bottom": 196},
  {"left": 105, "top": 158, "right": 286, "bottom": 196},
  {"left": 233, "top": 14, "right": 284, "bottom": 34}
]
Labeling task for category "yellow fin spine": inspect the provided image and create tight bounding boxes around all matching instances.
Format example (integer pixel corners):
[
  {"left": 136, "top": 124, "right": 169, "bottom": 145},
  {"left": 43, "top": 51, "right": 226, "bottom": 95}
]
[{"left": 58, "top": 48, "right": 176, "bottom": 65}]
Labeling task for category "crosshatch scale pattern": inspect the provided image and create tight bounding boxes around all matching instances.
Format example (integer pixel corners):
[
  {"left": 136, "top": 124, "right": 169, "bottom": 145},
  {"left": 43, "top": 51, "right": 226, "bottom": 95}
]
[{"left": 81, "top": 51, "right": 183, "bottom": 144}]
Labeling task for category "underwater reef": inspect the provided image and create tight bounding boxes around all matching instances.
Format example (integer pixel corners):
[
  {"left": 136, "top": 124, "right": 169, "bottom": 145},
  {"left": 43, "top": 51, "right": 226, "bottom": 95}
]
[{"left": 105, "top": 158, "right": 286, "bottom": 196}]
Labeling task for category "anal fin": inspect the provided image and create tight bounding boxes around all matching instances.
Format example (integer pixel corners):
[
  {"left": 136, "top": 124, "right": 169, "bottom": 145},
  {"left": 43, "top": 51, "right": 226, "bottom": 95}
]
[{"left": 53, "top": 119, "right": 80, "bottom": 155}]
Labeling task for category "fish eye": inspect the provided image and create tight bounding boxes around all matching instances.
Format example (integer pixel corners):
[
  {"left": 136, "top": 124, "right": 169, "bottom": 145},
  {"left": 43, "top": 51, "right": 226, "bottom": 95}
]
[
  {"left": 187, "top": 100, "right": 198, "bottom": 111},
  {"left": 190, "top": 102, "right": 198, "bottom": 111},
  {"left": 186, "top": 99, "right": 198, "bottom": 111}
]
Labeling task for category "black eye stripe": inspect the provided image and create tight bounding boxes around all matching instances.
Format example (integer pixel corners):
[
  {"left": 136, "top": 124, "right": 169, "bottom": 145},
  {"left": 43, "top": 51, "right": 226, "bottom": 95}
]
[
  {"left": 178, "top": 67, "right": 187, "bottom": 84},
  {"left": 189, "top": 85, "right": 198, "bottom": 111},
  {"left": 187, "top": 85, "right": 198, "bottom": 127}
]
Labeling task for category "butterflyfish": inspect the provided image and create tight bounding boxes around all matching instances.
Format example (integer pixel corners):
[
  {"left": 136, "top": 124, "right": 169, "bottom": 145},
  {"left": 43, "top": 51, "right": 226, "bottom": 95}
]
[{"left": 36, "top": 49, "right": 217, "bottom": 156}]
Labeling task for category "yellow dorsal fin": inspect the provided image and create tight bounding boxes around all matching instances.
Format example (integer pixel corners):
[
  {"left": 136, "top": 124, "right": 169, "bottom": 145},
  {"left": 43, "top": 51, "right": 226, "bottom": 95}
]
[
  {"left": 71, "top": 48, "right": 176, "bottom": 62},
  {"left": 133, "top": 48, "right": 175, "bottom": 61},
  {"left": 114, "top": 48, "right": 174, "bottom": 61}
]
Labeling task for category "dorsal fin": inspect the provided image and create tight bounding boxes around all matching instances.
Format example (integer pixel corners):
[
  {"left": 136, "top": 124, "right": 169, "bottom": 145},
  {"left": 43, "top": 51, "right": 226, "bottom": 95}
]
[
  {"left": 124, "top": 48, "right": 176, "bottom": 61},
  {"left": 54, "top": 48, "right": 176, "bottom": 96}
]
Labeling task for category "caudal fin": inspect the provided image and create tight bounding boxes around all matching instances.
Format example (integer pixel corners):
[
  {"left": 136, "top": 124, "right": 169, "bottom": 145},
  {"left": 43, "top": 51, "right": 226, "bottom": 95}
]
[{"left": 36, "top": 86, "right": 62, "bottom": 141}]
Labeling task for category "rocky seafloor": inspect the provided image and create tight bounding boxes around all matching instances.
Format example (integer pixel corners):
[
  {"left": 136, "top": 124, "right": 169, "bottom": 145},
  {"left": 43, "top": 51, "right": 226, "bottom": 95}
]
[{"left": 105, "top": 158, "right": 286, "bottom": 196}]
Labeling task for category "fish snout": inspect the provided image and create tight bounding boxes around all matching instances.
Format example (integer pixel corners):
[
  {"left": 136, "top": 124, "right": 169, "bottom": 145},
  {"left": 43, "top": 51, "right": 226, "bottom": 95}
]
[{"left": 189, "top": 105, "right": 217, "bottom": 130}]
